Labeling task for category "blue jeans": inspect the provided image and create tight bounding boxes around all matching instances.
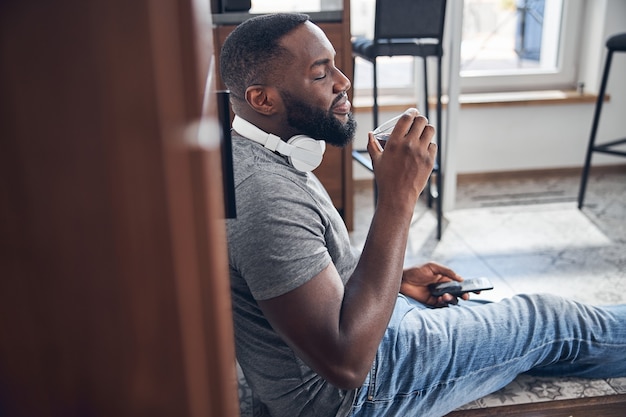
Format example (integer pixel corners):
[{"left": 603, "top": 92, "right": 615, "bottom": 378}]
[{"left": 350, "top": 294, "right": 626, "bottom": 417}]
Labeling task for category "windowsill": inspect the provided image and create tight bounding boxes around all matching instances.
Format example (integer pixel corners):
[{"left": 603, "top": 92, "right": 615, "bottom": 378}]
[{"left": 352, "top": 89, "right": 606, "bottom": 112}]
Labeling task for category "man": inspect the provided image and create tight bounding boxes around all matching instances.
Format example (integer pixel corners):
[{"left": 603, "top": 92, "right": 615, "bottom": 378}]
[{"left": 221, "top": 13, "right": 626, "bottom": 417}]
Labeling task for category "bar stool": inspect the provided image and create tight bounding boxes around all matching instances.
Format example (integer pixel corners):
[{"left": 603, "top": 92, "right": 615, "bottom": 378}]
[
  {"left": 351, "top": 0, "right": 447, "bottom": 239},
  {"left": 578, "top": 32, "right": 626, "bottom": 209}
]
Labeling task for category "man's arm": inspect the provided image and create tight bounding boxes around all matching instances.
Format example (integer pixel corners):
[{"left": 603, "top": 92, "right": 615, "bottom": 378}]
[{"left": 259, "top": 109, "right": 435, "bottom": 390}]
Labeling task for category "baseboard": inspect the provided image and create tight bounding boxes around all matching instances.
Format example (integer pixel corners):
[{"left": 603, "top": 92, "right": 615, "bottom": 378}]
[
  {"left": 353, "top": 164, "right": 626, "bottom": 192},
  {"left": 456, "top": 163, "right": 626, "bottom": 185}
]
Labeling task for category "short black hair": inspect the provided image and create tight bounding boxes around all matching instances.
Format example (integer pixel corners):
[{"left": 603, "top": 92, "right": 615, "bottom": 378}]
[{"left": 220, "top": 13, "right": 310, "bottom": 101}]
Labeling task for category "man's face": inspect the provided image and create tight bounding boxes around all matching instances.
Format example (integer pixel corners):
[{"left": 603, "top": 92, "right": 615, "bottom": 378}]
[{"left": 276, "top": 21, "right": 356, "bottom": 147}]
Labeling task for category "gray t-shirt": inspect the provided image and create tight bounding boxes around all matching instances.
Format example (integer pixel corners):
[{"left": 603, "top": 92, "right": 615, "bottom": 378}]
[{"left": 227, "top": 134, "right": 359, "bottom": 416}]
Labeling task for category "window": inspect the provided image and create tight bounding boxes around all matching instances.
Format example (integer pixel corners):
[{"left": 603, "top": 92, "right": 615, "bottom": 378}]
[
  {"left": 460, "top": 0, "right": 583, "bottom": 93},
  {"left": 351, "top": 0, "right": 584, "bottom": 97}
]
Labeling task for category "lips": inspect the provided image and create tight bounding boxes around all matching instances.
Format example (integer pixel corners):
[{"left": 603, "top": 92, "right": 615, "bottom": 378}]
[{"left": 332, "top": 93, "right": 351, "bottom": 115}]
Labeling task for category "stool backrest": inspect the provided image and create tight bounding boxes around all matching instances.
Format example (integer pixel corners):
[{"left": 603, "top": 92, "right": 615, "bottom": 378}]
[{"left": 374, "top": 0, "right": 447, "bottom": 41}]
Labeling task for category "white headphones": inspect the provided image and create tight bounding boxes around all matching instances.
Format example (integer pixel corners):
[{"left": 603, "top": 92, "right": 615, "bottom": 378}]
[{"left": 232, "top": 115, "right": 326, "bottom": 172}]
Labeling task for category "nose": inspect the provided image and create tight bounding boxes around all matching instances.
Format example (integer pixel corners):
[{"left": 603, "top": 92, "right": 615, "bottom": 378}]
[{"left": 333, "top": 67, "right": 351, "bottom": 93}]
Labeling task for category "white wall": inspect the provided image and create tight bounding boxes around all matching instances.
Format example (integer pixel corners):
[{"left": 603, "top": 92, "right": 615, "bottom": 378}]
[{"left": 352, "top": 0, "right": 626, "bottom": 182}]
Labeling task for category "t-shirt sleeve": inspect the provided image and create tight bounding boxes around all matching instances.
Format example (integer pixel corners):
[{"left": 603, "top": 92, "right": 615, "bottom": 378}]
[{"left": 227, "top": 172, "right": 332, "bottom": 300}]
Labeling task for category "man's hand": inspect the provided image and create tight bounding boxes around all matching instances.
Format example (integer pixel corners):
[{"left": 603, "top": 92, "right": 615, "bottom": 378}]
[
  {"left": 400, "top": 262, "right": 469, "bottom": 307},
  {"left": 367, "top": 108, "right": 436, "bottom": 214}
]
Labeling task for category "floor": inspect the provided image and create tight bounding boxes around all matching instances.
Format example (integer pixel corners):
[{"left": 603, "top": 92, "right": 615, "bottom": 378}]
[
  {"left": 349, "top": 168, "right": 626, "bottom": 305},
  {"left": 348, "top": 166, "right": 626, "bottom": 410}
]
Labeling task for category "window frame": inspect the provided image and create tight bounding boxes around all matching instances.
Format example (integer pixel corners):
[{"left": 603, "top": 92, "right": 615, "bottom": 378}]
[
  {"left": 459, "top": 0, "right": 584, "bottom": 94},
  {"left": 350, "top": 0, "right": 585, "bottom": 98}
]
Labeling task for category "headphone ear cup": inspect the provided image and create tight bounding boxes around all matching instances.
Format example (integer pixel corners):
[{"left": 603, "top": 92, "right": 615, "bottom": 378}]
[{"left": 286, "top": 135, "right": 326, "bottom": 172}]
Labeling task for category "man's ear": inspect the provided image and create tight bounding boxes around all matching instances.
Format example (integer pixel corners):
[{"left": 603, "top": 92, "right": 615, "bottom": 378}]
[{"left": 244, "top": 85, "right": 281, "bottom": 115}]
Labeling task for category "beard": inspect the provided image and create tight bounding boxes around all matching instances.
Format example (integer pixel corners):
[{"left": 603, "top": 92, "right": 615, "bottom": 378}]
[{"left": 279, "top": 90, "right": 357, "bottom": 148}]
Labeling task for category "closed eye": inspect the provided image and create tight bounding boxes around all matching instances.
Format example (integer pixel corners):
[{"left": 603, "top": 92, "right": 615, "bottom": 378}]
[{"left": 311, "top": 58, "right": 332, "bottom": 81}]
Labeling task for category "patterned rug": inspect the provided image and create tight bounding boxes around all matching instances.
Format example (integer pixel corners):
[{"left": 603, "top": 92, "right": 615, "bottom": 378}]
[{"left": 457, "top": 374, "right": 626, "bottom": 410}]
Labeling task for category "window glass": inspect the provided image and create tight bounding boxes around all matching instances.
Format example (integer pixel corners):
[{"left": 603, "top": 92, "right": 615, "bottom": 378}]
[
  {"left": 461, "top": 0, "right": 581, "bottom": 93},
  {"left": 461, "top": 0, "right": 553, "bottom": 73},
  {"left": 461, "top": 0, "right": 567, "bottom": 84},
  {"left": 351, "top": 0, "right": 581, "bottom": 96}
]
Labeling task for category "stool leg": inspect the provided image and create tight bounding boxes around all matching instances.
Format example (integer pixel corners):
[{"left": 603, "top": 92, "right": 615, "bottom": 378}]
[
  {"left": 578, "top": 50, "right": 613, "bottom": 209},
  {"left": 372, "top": 59, "right": 379, "bottom": 129},
  {"left": 436, "top": 54, "right": 443, "bottom": 240},
  {"left": 372, "top": 59, "right": 379, "bottom": 205},
  {"left": 423, "top": 58, "right": 429, "bottom": 121},
  {"left": 423, "top": 57, "right": 436, "bottom": 215},
  {"left": 424, "top": 57, "right": 434, "bottom": 209}
]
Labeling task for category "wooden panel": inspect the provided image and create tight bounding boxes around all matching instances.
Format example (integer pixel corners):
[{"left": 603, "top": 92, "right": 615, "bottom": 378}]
[
  {"left": 317, "top": 23, "right": 344, "bottom": 59},
  {"left": 213, "top": 25, "right": 236, "bottom": 91},
  {"left": 0, "top": 0, "right": 237, "bottom": 416},
  {"left": 315, "top": 145, "right": 345, "bottom": 204}
]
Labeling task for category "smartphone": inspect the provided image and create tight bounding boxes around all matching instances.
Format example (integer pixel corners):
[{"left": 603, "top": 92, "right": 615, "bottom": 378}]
[{"left": 429, "top": 277, "right": 494, "bottom": 297}]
